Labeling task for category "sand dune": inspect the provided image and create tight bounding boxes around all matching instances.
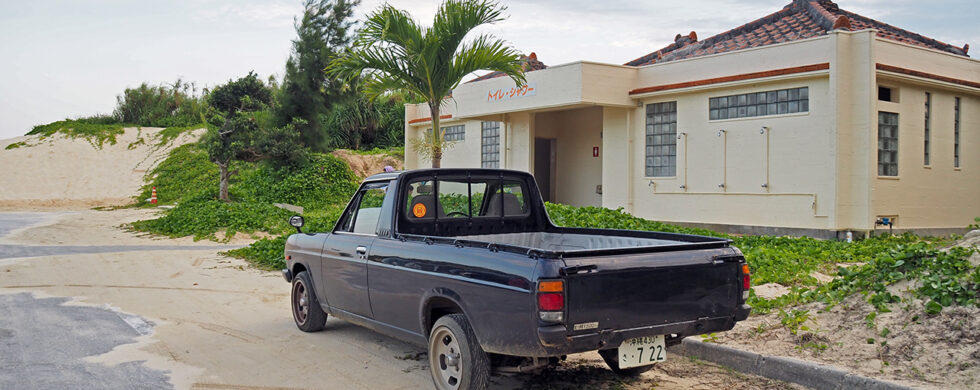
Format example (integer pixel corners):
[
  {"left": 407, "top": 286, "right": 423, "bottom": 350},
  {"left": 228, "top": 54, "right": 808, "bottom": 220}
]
[{"left": 0, "top": 127, "right": 200, "bottom": 210}]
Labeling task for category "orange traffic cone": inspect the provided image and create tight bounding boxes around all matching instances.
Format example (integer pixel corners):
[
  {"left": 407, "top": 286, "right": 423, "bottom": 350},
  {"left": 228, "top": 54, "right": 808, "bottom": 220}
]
[{"left": 151, "top": 186, "right": 158, "bottom": 204}]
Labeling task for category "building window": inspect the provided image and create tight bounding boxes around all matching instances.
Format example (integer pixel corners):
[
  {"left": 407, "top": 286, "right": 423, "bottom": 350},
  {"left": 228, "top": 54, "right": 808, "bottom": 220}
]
[
  {"left": 878, "top": 112, "right": 899, "bottom": 176},
  {"left": 481, "top": 121, "right": 500, "bottom": 168},
  {"left": 954, "top": 97, "right": 961, "bottom": 168},
  {"left": 924, "top": 92, "right": 931, "bottom": 166},
  {"left": 878, "top": 86, "right": 894, "bottom": 102},
  {"left": 443, "top": 125, "right": 465, "bottom": 142},
  {"left": 646, "top": 101, "right": 677, "bottom": 177},
  {"left": 709, "top": 87, "right": 808, "bottom": 120}
]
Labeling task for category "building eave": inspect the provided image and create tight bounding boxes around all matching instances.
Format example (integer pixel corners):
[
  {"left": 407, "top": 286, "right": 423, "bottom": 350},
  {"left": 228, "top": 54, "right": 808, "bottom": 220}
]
[{"left": 628, "top": 63, "right": 830, "bottom": 98}]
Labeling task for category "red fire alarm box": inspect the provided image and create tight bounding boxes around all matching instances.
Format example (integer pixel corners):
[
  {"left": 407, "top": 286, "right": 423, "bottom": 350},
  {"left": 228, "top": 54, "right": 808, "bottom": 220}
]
[{"left": 593, "top": 146, "right": 599, "bottom": 157}]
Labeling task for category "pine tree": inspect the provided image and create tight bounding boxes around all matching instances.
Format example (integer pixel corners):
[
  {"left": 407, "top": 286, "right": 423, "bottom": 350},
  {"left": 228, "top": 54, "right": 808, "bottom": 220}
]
[{"left": 278, "top": 0, "right": 359, "bottom": 151}]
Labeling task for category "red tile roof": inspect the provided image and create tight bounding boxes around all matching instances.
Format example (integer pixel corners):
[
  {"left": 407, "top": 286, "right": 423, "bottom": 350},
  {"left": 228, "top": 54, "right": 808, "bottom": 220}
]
[
  {"left": 625, "top": 0, "right": 969, "bottom": 67},
  {"left": 468, "top": 52, "right": 547, "bottom": 83}
]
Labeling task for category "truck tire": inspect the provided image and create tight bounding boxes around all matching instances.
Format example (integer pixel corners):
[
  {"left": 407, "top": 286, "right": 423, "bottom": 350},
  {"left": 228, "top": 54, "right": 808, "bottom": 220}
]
[
  {"left": 428, "top": 314, "right": 490, "bottom": 390},
  {"left": 291, "top": 271, "right": 327, "bottom": 332},
  {"left": 598, "top": 348, "right": 656, "bottom": 377}
]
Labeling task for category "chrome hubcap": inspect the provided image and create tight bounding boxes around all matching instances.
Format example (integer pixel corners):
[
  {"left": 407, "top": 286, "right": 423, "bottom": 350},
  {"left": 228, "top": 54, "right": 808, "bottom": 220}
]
[{"left": 430, "top": 327, "right": 462, "bottom": 389}]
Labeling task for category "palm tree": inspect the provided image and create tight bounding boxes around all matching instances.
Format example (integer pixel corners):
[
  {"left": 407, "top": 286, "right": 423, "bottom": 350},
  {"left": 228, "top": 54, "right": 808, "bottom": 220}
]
[{"left": 328, "top": 0, "right": 525, "bottom": 168}]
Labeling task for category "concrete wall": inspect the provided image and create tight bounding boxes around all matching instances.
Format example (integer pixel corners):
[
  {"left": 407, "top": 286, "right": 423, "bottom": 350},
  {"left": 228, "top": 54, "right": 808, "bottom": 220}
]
[
  {"left": 831, "top": 30, "right": 876, "bottom": 232},
  {"left": 622, "top": 75, "right": 835, "bottom": 229},
  {"left": 869, "top": 84, "right": 979, "bottom": 229}
]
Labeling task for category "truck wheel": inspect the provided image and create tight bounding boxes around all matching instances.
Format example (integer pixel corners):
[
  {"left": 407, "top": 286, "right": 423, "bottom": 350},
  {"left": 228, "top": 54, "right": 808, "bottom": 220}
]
[
  {"left": 598, "top": 349, "right": 656, "bottom": 377},
  {"left": 428, "top": 314, "right": 490, "bottom": 390},
  {"left": 291, "top": 271, "right": 326, "bottom": 332}
]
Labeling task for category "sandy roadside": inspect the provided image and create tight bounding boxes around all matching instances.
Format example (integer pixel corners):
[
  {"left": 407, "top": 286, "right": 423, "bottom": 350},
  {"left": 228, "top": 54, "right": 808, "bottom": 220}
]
[
  {"left": 0, "top": 208, "right": 434, "bottom": 389},
  {"left": 0, "top": 209, "right": 798, "bottom": 390},
  {"left": 0, "top": 208, "right": 261, "bottom": 247}
]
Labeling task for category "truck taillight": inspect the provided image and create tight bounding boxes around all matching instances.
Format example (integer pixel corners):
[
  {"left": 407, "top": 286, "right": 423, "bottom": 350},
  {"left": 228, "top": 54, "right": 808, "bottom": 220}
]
[
  {"left": 741, "top": 264, "right": 751, "bottom": 301},
  {"left": 537, "top": 280, "right": 564, "bottom": 322},
  {"left": 538, "top": 293, "right": 564, "bottom": 311}
]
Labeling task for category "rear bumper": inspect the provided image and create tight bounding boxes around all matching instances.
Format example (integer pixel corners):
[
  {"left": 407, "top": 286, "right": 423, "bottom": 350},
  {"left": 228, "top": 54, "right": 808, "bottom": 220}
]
[{"left": 536, "top": 311, "right": 746, "bottom": 356}]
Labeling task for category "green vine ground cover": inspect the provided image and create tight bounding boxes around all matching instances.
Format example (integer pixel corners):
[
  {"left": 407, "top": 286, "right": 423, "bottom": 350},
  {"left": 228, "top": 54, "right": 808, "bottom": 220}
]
[
  {"left": 130, "top": 143, "right": 359, "bottom": 245},
  {"left": 132, "top": 142, "right": 978, "bottom": 316}
]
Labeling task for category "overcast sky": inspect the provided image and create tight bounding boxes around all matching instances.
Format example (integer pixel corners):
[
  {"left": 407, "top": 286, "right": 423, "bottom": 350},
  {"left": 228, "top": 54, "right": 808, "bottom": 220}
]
[{"left": 0, "top": 0, "right": 976, "bottom": 140}]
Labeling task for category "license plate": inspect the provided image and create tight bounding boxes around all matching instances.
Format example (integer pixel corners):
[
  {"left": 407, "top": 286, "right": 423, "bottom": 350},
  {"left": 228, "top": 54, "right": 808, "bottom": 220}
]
[{"left": 617, "top": 335, "right": 666, "bottom": 368}]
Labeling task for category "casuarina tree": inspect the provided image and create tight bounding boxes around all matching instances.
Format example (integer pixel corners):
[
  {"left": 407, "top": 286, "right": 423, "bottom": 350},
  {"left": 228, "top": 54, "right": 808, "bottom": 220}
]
[
  {"left": 328, "top": 0, "right": 525, "bottom": 167},
  {"left": 278, "top": 0, "right": 359, "bottom": 151}
]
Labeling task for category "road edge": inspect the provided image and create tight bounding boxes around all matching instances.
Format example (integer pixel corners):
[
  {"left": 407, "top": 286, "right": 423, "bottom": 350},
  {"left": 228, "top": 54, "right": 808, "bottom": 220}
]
[{"left": 671, "top": 338, "right": 918, "bottom": 390}]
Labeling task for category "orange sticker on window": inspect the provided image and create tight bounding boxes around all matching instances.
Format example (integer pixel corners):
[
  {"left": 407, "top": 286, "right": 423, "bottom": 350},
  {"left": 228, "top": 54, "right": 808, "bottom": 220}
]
[{"left": 412, "top": 203, "right": 427, "bottom": 218}]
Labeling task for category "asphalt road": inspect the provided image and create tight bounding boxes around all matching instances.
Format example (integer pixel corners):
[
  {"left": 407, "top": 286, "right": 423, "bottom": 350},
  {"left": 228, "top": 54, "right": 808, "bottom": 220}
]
[
  {"left": 0, "top": 244, "right": 237, "bottom": 260},
  {"left": 0, "top": 293, "right": 171, "bottom": 389},
  {"left": 0, "top": 212, "right": 226, "bottom": 389}
]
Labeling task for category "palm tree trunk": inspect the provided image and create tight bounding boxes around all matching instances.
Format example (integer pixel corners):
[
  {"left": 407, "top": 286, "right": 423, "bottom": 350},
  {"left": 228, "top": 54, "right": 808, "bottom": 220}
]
[{"left": 430, "top": 104, "right": 442, "bottom": 168}]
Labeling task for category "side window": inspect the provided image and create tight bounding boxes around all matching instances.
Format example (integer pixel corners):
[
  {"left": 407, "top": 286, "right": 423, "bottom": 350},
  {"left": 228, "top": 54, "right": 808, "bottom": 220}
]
[
  {"left": 336, "top": 182, "right": 389, "bottom": 234},
  {"left": 482, "top": 180, "right": 528, "bottom": 217},
  {"left": 405, "top": 178, "right": 437, "bottom": 220}
]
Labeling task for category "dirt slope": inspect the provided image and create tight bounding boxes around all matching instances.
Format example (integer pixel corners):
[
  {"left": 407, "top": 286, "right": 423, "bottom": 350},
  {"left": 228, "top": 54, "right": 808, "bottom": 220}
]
[
  {"left": 0, "top": 127, "right": 200, "bottom": 210},
  {"left": 715, "top": 232, "right": 980, "bottom": 389},
  {"left": 331, "top": 149, "right": 404, "bottom": 179}
]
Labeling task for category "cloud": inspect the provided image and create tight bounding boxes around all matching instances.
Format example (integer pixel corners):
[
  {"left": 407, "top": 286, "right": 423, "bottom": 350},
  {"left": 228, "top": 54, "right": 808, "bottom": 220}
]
[{"left": 194, "top": 1, "right": 300, "bottom": 28}]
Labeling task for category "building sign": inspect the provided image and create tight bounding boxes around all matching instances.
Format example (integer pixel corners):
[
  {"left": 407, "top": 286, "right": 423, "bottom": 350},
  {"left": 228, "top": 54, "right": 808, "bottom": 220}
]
[{"left": 487, "top": 83, "right": 536, "bottom": 102}]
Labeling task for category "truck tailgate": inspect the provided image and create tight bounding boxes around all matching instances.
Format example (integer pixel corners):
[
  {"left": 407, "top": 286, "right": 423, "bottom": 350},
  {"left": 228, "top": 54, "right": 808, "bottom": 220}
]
[{"left": 562, "top": 248, "right": 742, "bottom": 333}]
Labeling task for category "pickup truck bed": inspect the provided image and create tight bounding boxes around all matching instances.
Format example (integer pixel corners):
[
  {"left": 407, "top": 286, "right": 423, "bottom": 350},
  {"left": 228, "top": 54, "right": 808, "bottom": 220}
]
[{"left": 456, "top": 231, "right": 687, "bottom": 251}]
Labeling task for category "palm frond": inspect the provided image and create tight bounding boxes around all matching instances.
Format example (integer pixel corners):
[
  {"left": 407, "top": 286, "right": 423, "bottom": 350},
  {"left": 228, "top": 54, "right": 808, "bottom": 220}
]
[
  {"left": 356, "top": 5, "right": 424, "bottom": 52},
  {"left": 448, "top": 34, "right": 525, "bottom": 89}
]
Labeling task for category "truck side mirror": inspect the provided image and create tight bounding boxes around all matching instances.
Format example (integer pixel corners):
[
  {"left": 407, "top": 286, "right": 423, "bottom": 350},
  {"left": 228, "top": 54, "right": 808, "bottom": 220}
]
[{"left": 289, "top": 215, "right": 304, "bottom": 233}]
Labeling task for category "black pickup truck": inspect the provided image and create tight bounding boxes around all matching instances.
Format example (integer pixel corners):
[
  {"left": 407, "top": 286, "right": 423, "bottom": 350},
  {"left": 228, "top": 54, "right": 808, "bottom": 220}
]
[{"left": 282, "top": 168, "right": 750, "bottom": 390}]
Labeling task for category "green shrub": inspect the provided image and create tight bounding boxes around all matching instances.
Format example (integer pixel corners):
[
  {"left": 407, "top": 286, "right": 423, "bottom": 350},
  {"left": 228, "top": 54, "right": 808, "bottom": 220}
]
[
  {"left": 233, "top": 153, "right": 359, "bottom": 209},
  {"left": 114, "top": 80, "right": 205, "bottom": 127},
  {"left": 544, "top": 203, "right": 725, "bottom": 237}
]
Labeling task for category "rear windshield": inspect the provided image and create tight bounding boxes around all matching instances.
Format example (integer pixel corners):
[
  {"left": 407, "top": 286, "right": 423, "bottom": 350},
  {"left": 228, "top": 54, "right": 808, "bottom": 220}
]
[{"left": 404, "top": 177, "right": 529, "bottom": 221}]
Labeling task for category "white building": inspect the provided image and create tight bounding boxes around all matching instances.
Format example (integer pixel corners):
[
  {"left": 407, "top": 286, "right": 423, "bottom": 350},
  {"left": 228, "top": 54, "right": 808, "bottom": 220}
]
[{"left": 404, "top": 0, "right": 979, "bottom": 237}]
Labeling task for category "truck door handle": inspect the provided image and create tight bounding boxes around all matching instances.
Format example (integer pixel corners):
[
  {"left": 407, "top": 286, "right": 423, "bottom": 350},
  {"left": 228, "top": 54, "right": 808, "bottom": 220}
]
[{"left": 355, "top": 246, "right": 368, "bottom": 255}]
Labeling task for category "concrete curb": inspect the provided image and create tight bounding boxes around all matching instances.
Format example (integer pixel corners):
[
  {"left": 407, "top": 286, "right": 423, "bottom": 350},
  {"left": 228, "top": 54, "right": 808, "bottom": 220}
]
[{"left": 671, "top": 338, "right": 917, "bottom": 390}]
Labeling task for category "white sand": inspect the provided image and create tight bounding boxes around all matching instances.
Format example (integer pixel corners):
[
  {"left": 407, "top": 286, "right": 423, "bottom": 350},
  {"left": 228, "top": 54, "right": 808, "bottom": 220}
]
[{"left": 0, "top": 127, "right": 201, "bottom": 210}]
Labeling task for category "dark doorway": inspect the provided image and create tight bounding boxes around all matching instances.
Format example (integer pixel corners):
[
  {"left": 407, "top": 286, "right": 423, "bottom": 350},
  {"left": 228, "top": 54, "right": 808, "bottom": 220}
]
[{"left": 534, "top": 138, "right": 556, "bottom": 202}]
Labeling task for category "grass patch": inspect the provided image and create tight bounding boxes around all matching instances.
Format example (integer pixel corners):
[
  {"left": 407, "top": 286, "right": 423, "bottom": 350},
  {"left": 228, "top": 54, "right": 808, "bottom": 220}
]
[
  {"left": 27, "top": 118, "right": 134, "bottom": 149},
  {"left": 157, "top": 124, "right": 206, "bottom": 146},
  {"left": 4, "top": 141, "right": 27, "bottom": 150}
]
